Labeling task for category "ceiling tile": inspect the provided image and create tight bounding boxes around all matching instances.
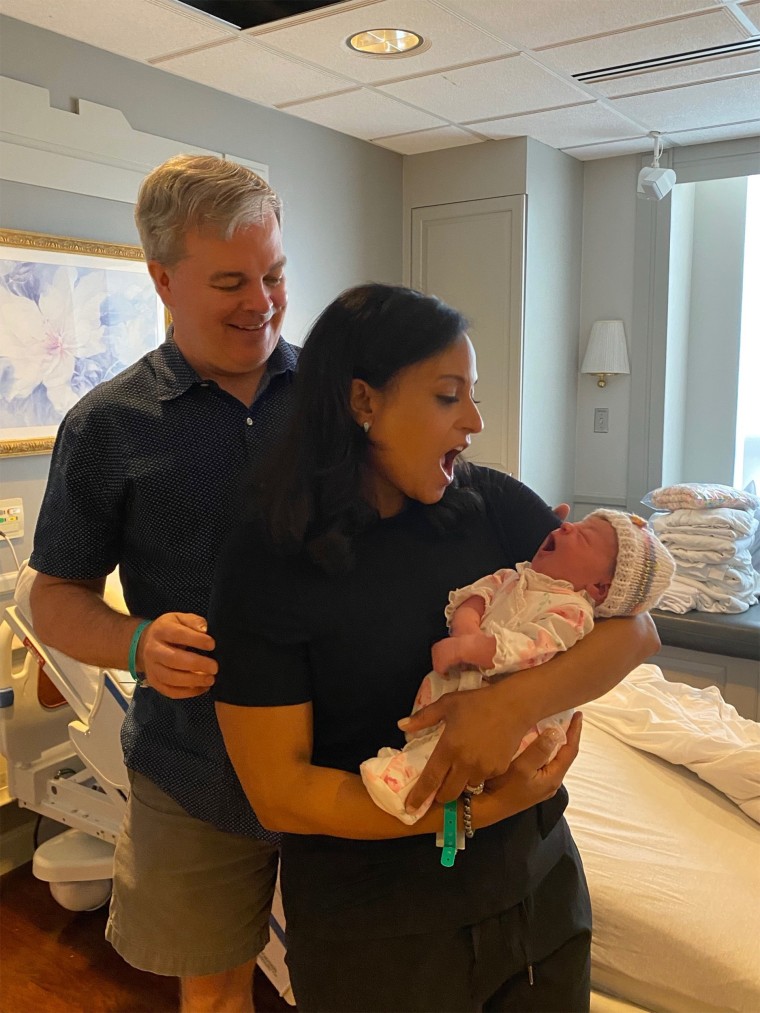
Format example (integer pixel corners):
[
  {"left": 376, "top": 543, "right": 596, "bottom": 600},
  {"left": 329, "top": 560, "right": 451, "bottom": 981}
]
[
  {"left": 592, "top": 51, "right": 760, "bottom": 98},
  {"left": 537, "top": 9, "right": 748, "bottom": 77},
  {"left": 740, "top": 1, "right": 760, "bottom": 31},
  {"left": 435, "top": 0, "right": 720, "bottom": 50},
  {"left": 250, "top": 0, "right": 516, "bottom": 86},
  {"left": 380, "top": 54, "right": 591, "bottom": 121},
  {"left": 154, "top": 36, "right": 349, "bottom": 106},
  {"left": 560, "top": 136, "right": 664, "bottom": 160},
  {"left": 0, "top": 0, "right": 235, "bottom": 61},
  {"left": 372, "top": 125, "right": 485, "bottom": 154},
  {"left": 610, "top": 72, "right": 760, "bottom": 131},
  {"left": 472, "top": 101, "right": 645, "bottom": 149},
  {"left": 282, "top": 88, "right": 449, "bottom": 139},
  {"left": 666, "top": 117, "right": 760, "bottom": 145}
]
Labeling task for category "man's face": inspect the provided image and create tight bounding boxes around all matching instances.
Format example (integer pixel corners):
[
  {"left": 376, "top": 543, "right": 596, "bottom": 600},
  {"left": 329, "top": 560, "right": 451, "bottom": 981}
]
[{"left": 149, "top": 213, "right": 287, "bottom": 386}]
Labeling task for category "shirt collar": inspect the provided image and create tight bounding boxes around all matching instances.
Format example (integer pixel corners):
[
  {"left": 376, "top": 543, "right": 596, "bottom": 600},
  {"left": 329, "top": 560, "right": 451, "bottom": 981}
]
[{"left": 154, "top": 329, "right": 298, "bottom": 402}]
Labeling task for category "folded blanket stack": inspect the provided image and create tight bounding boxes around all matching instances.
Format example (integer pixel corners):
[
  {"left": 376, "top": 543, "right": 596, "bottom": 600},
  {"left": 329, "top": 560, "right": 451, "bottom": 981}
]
[{"left": 643, "top": 483, "right": 760, "bottom": 614}]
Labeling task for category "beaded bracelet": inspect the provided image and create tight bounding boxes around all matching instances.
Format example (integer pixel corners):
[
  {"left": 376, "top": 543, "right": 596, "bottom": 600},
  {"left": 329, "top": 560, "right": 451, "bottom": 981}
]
[
  {"left": 128, "top": 619, "right": 152, "bottom": 682},
  {"left": 462, "top": 791, "right": 475, "bottom": 839}
]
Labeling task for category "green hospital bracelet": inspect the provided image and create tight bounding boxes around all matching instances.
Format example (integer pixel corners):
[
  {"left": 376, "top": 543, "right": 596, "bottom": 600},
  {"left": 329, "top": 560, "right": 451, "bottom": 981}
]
[
  {"left": 128, "top": 620, "right": 152, "bottom": 681},
  {"left": 440, "top": 800, "right": 459, "bottom": 867}
]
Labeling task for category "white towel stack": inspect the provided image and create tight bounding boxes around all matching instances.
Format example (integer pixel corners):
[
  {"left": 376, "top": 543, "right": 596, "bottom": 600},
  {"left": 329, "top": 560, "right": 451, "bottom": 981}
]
[{"left": 643, "top": 484, "right": 760, "bottom": 614}]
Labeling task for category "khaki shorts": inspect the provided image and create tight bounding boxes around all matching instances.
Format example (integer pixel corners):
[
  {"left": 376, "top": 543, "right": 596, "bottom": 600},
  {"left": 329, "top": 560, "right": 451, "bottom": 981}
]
[{"left": 105, "top": 772, "right": 279, "bottom": 978}]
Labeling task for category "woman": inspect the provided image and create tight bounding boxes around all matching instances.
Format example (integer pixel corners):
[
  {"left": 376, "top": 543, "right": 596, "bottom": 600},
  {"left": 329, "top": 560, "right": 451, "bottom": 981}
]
[{"left": 210, "top": 284, "right": 658, "bottom": 1012}]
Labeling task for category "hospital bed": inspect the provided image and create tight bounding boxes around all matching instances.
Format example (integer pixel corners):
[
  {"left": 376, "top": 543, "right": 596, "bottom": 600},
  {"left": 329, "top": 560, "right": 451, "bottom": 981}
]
[
  {"left": 0, "top": 564, "right": 294, "bottom": 1002},
  {"left": 1, "top": 568, "right": 758, "bottom": 1012},
  {"left": 566, "top": 710, "right": 760, "bottom": 1013}
]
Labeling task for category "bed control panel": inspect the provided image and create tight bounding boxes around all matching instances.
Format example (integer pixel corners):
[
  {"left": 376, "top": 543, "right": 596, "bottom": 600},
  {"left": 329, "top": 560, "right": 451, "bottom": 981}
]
[{"left": 0, "top": 498, "right": 24, "bottom": 539}]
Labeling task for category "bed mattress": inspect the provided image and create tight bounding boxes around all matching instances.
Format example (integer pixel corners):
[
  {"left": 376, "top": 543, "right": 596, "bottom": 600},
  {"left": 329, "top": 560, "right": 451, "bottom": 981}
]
[{"left": 564, "top": 720, "right": 760, "bottom": 1013}]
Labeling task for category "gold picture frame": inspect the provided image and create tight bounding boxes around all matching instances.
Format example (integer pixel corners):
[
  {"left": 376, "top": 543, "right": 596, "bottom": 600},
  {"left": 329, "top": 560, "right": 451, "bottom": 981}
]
[{"left": 0, "top": 227, "right": 165, "bottom": 457}]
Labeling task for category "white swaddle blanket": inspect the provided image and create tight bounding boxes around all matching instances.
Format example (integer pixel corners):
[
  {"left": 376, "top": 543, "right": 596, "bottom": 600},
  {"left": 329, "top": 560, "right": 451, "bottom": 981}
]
[
  {"left": 650, "top": 506, "right": 758, "bottom": 537},
  {"left": 651, "top": 507, "right": 760, "bottom": 613},
  {"left": 583, "top": 664, "right": 760, "bottom": 823}
]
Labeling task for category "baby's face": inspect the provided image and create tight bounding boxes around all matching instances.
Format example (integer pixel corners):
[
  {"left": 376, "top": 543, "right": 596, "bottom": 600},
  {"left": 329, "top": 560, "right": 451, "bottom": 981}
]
[{"left": 532, "top": 516, "right": 617, "bottom": 595}]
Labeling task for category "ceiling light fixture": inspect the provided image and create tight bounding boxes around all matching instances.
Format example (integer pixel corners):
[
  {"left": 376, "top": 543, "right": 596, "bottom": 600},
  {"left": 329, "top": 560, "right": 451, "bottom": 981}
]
[
  {"left": 347, "top": 28, "right": 424, "bottom": 56},
  {"left": 637, "top": 131, "right": 677, "bottom": 201}
]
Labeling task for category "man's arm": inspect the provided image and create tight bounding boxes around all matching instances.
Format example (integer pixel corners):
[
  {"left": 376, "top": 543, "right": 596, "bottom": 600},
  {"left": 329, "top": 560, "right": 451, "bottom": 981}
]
[{"left": 30, "top": 573, "right": 217, "bottom": 699}]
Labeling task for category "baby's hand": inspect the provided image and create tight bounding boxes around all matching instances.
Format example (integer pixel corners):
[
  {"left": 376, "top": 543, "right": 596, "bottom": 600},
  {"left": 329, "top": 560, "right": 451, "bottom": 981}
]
[
  {"left": 431, "top": 637, "right": 463, "bottom": 674},
  {"left": 431, "top": 633, "right": 497, "bottom": 673}
]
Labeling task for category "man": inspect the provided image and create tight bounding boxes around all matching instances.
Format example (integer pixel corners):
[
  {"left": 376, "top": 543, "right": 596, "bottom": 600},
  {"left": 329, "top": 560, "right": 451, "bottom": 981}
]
[{"left": 29, "top": 154, "right": 297, "bottom": 1012}]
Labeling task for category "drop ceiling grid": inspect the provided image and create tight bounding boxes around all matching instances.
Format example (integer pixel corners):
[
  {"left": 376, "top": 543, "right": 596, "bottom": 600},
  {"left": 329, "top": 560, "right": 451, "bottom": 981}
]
[
  {"left": 372, "top": 124, "right": 486, "bottom": 154},
  {"left": 243, "top": 0, "right": 517, "bottom": 86},
  {"left": 535, "top": 8, "right": 750, "bottom": 77},
  {"left": 663, "top": 116, "right": 760, "bottom": 145},
  {"left": 431, "top": 0, "right": 728, "bottom": 51},
  {"left": 282, "top": 86, "right": 451, "bottom": 139},
  {"left": 469, "top": 101, "right": 648, "bottom": 150},
  {"left": 377, "top": 53, "right": 594, "bottom": 122},
  {"left": 610, "top": 71, "right": 760, "bottom": 131},
  {"left": 739, "top": 0, "right": 760, "bottom": 28},
  {"left": 591, "top": 51, "right": 760, "bottom": 98},
  {"left": 154, "top": 35, "right": 353, "bottom": 106},
  {"left": 0, "top": 0, "right": 235, "bottom": 61}
]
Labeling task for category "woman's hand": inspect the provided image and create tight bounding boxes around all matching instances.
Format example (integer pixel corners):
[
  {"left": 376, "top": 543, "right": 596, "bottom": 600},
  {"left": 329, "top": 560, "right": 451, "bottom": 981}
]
[
  {"left": 479, "top": 712, "right": 582, "bottom": 822},
  {"left": 401, "top": 682, "right": 533, "bottom": 808}
]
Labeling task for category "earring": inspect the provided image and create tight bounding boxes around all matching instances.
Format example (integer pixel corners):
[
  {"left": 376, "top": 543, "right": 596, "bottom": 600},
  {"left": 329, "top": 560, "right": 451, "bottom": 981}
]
[{"left": 362, "top": 421, "right": 371, "bottom": 433}]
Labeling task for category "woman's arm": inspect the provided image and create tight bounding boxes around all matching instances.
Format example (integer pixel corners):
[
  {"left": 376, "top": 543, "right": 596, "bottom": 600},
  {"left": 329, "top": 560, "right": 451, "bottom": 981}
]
[
  {"left": 215, "top": 700, "right": 580, "bottom": 838},
  {"left": 402, "top": 612, "right": 659, "bottom": 808}
]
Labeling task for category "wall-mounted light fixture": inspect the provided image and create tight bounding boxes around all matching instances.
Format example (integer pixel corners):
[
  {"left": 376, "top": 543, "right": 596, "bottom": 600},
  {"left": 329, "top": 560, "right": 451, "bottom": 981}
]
[{"left": 581, "top": 320, "right": 630, "bottom": 387}]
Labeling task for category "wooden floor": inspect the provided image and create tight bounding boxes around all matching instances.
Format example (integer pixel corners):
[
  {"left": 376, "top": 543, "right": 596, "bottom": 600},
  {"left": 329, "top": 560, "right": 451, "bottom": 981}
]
[{"left": 0, "top": 862, "right": 294, "bottom": 1013}]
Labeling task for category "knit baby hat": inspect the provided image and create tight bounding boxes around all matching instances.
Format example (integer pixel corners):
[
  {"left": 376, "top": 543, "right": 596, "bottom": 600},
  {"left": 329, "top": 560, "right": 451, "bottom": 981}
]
[{"left": 588, "top": 509, "right": 675, "bottom": 617}]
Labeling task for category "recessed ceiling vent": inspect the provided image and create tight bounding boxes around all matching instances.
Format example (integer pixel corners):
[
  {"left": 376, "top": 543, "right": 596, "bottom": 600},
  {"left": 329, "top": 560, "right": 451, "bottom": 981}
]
[
  {"left": 574, "top": 36, "right": 760, "bottom": 82},
  {"left": 175, "top": 0, "right": 342, "bottom": 31}
]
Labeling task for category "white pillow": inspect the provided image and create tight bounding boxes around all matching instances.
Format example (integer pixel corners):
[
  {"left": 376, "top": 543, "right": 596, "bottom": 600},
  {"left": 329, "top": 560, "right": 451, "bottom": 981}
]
[{"left": 642, "top": 482, "right": 760, "bottom": 512}]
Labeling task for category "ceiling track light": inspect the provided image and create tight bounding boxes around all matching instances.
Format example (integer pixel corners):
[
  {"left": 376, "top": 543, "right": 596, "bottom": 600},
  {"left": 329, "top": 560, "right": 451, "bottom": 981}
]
[{"left": 637, "top": 131, "right": 677, "bottom": 201}]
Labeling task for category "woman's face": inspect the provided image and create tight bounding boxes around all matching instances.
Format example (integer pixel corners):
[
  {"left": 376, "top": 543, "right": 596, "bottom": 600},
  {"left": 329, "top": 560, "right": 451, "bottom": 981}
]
[{"left": 361, "top": 334, "right": 484, "bottom": 517}]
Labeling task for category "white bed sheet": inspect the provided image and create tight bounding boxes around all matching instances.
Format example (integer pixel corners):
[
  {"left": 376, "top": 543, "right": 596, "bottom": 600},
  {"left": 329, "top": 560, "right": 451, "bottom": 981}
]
[{"left": 565, "top": 721, "right": 760, "bottom": 1013}]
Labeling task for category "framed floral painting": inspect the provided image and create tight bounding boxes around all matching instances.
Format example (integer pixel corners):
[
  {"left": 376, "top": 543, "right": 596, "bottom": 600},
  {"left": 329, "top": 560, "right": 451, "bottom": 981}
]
[{"left": 0, "top": 228, "right": 165, "bottom": 457}]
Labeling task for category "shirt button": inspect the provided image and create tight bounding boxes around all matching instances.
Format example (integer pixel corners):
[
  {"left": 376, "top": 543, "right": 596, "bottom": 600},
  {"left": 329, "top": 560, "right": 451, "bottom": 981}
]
[
  {"left": 200, "top": 382, "right": 209, "bottom": 388},
  {"left": 246, "top": 417, "right": 253, "bottom": 426}
]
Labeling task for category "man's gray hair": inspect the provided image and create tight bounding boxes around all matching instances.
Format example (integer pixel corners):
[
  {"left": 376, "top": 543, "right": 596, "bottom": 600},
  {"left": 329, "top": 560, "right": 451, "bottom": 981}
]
[{"left": 135, "top": 154, "right": 283, "bottom": 265}]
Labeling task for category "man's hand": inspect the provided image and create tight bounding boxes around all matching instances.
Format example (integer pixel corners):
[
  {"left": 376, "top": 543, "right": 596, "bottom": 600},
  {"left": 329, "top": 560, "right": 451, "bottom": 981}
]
[{"left": 136, "top": 612, "right": 217, "bottom": 699}]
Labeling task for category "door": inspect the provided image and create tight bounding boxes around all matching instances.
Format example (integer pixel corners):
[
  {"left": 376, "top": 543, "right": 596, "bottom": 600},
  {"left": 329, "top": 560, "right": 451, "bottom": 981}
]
[{"left": 411, "top": 195, "right": 525, "bottom": 477}]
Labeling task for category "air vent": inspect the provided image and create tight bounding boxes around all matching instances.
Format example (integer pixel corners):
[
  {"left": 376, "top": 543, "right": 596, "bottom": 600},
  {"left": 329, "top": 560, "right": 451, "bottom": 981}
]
[{"left": 574, "top": 36, "right": 760, "bottom": 83}]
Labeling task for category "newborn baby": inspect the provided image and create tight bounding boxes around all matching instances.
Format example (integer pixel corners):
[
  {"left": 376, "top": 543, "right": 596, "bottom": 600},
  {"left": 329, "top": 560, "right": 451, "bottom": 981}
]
[{"left": 361, "top": 509, "right": 675, "bottom": 824}]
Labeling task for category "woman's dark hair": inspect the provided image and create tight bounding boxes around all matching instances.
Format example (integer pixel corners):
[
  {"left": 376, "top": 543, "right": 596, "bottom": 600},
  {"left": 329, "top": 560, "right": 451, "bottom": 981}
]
[{"left": 258, "top": 283, "right": 478, "bottom": 572}]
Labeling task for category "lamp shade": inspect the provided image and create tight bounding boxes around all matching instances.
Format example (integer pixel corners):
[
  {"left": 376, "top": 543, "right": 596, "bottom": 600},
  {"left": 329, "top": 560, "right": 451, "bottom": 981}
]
[{"left": 581, "top": 320, "right": 630, "bottom": 376}]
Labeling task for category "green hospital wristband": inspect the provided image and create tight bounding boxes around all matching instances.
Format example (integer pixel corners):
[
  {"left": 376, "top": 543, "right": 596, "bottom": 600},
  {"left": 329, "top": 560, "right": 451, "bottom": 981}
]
[
  {"left": 440, "top": 800, "right": 459, "bottom": 867},
  {"left": 128, "top": 620, "right": 152, "bottom": 681}
]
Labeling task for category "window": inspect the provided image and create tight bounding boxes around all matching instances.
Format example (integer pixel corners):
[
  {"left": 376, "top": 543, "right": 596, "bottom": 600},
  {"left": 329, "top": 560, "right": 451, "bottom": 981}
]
[{"left": 735, "top": 174, "right": 760, "bottom": 490}]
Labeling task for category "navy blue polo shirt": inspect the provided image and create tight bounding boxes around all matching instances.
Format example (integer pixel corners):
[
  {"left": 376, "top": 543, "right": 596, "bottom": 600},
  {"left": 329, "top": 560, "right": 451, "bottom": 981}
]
[{"left": 31, "top": 335, "right": 298, "bottom": 839}]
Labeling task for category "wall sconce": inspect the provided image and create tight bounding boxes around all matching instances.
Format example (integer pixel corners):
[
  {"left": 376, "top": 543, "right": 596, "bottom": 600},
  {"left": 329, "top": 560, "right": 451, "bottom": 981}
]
[{"left": 580, "top": 320, "right": 630, "bottom": 387}]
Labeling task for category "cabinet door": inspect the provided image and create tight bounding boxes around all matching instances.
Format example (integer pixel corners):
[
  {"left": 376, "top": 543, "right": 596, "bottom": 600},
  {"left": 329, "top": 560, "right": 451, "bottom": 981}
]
[{"left": 411, "top": 195, "right": 525, "bottom": 477}]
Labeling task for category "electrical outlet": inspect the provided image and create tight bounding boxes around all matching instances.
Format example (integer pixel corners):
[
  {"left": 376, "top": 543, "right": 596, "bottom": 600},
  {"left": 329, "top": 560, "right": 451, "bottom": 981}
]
[
  {"left": 593, "top": 408, "right": 609, "bottom": 434},
  {"left": 0, "top": 498, "right": 24, "bottom": 539}
]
